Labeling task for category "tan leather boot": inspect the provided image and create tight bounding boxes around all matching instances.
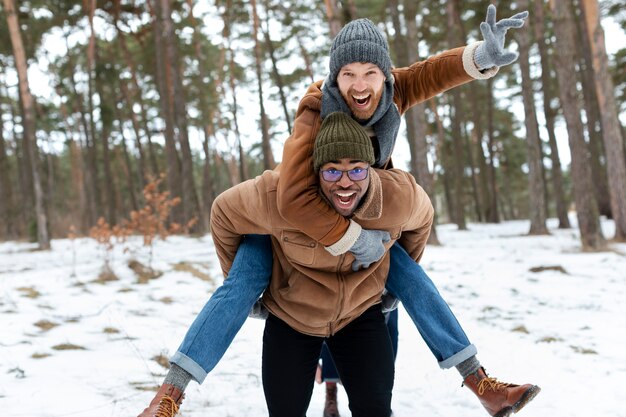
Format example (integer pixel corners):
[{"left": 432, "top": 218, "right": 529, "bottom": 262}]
[
  {"left": 137, "top": 383, "right": 185, "bottom": 417},
  {"left": 463, "top": 368, "right": 540, "bottom": 417},
  {"left": 323, "top": 382, "right": 340, "bottom": 417}
]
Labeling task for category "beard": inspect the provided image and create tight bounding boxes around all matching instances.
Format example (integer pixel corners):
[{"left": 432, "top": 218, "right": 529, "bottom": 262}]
[{"left": 340, "top": 86, "right": 383, "bottom": 122}]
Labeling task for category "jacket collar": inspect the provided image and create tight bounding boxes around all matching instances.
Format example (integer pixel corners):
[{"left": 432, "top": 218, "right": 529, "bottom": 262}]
[{"left": 353, "top": 169, "right": 382, "bottom": 221}]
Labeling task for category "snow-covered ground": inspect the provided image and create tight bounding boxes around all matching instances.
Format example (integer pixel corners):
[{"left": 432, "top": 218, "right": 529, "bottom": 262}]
[{"left": 1, "top": 216, "right": 625, "bottom": 417}]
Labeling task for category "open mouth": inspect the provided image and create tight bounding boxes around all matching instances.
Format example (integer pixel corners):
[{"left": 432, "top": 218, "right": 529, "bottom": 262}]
[
  {"left": 333, "top": 191, "right": 357, "bottom": 208},
  {"left": 352, "top": 93, "right": 371, "bottom": 108}
]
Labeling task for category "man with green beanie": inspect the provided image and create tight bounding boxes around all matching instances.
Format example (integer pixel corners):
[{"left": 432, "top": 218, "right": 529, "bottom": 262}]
[
  {"left": 210, "top": 112, "right": 434, "bottom": 417},
  {"left": 138, "top": 5, "right": 540, "bottom": 417}
]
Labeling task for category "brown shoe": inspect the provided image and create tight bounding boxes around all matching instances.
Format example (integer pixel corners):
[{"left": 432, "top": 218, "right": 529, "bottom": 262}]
[
  {"left": 463, "top": 368, "right": 540, "bottom": 417},
  {"left": 138, "top": 383, "right": 185, "bottom": 417},
  {"left": 323, "top": 382, "right": 340, "bottom": 417}
]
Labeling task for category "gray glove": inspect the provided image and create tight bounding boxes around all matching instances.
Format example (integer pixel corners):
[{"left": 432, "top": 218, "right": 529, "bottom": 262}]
[
  {"left": 381, "top": 289, "right": 399, "bottom": 314},
  {"left": 248, "top": 299, "right": 269, "bottom": 320},
  {"left": 349, "top": 229, "right": 391, "bottom": 271},
  {"left": 474, "top": 5, "right": 529, "bottom": 70}
]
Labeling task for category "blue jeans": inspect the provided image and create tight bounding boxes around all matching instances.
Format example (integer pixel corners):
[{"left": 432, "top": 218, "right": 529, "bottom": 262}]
[{"left": 171, "top": 236, "right": 476, "bottom": 383}]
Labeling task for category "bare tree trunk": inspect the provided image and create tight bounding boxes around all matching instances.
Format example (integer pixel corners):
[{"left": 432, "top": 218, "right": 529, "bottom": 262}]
[
  {"left": 446, "top": 0, "right": 466, "bottom": 230},
  {"left": 158, "top": 0, "right": 204, "bottom": 232},
  {"left": 581, "top": 0, "right": 626, "bottom": 241},
  {"left": 151, "top": 0, "right": 183, "bottom": 224},
  {"left": 485, "top": 79, "right": 500, "bottom": 223},
  {"left": 533, "top": 0, "right": 571, "bottom": 229},
  {"left": 262, "top": 1, "right": 292, "bottom": 133},
  {"left": 298, "top": 42, "right": 316, "bottom": 84},
  {"left": 574, "top": 4, "right": 611, "bottom": 219},
  {"left": 401, "top": 0, "right": 440, "bottom": 244},
  {"left": 187, "top": 0, "right": 220, "bottom": 228},
  {"left": 460, "top": 122, "right": 481, "bottom": 222},
  {"left": 430, "top": 99, "right": 454, "bottom": 224},
  {"left": 85, "top": 0, "right": 103, "bottom": 221},
  {"left": 251, "top": 0, "right": 276, "bottom": 170},
  {"left": 549, "top": 0, "right": 605, "bottom": 250},
  {"left": 4, "top": 0, "right": 50, "bottom": 249},
  {"left": 0, "top": 112, "right": 15, "bottom": 239},
  {"left": 451, "top": 0, "right": 486, "bottom": 222},
  {"left": 68, "top": 139, "right": 89, "bottom": 233},
  {"left": 119, "top": 130, "right": 139, "bottom": 212},
  {"left": 118, "top": 80, "right": 146, "bottom": 191},
  {"left": 228, "top": 49, "right": 249, "bottom": 182},
  {"left": 516, "top": 0, "right": 549, "bottom": 234},
  {"left": 112, "top": 1, "right": 147, "bottom": 191},
  {"left": 324, "top": 0, "right": 342, "bottom": 37},
  {"left": 116, "top": 22, "right": 160, "bottom": 176},
  {"left": 94, "top": 56, "right": 117, "bottom": 225},
  {"left": 62, "top": 31, "right": 97, "bottom": 226}
]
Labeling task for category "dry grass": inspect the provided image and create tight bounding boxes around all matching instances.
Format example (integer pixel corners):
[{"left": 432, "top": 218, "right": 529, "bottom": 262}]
[
  {"left": 129, "top": 260, "right": 163, "bottom": 284},
  {"left": 152, "top": 353, "right": 170, "bottom": 369},
  {"left": 103, "top": 327, "right": 120, "bottom": 334},
  {"left": 511, "top": 325, "right": 529, "bottom": 334},
  {"left": 173, "top": 261, "right": 213, "bottom": 282},
  {"left": 33, "top": 319, "right": 59, "bottom": 331},
  {"left": 17, "top": 287, "right": 41, "bottom": 299},
  {"left": 93, "top": 267, "right": 119, "bottom": 284},
  {"left": 31, "top": 353, "right": 52, "bottom": 359},
  {"left": 52, "top": 343, "right": 86, "bottom": 351}
]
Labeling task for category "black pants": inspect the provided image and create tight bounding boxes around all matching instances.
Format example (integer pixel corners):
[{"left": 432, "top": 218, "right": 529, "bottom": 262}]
[{"left": 262, "top": 305, "right": 395, "bottom": 417}]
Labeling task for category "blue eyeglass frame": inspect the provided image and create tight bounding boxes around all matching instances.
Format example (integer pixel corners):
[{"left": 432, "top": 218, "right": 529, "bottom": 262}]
[{"left": 320, "top": 167, "right": 370, "bottom": 182}]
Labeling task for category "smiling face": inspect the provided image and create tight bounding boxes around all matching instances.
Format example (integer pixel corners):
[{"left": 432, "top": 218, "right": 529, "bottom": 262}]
[
  {"left": 337, "top": 62, "right": 385, "bottom": 122},
  {"left": 319, "top": 158, "right": 370, "bottom": 217}
]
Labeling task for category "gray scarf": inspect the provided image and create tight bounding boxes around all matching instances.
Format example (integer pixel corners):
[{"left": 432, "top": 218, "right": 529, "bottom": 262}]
[{"left": 321, "top": 77, "right": 400, "bottom": 168}]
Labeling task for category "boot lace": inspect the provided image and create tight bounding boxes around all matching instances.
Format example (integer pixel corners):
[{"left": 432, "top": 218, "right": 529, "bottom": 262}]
[
  {"left": 477, "top": 377, "right": 512, "bottom": 395},
  {"left": 155, "top": 395, "right": 180, "bottom": 417}
]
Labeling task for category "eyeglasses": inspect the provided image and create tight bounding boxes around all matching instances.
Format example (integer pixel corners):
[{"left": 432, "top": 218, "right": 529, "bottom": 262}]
[{"left": 320, "top": 167, "right": 369, "bottom": 182}]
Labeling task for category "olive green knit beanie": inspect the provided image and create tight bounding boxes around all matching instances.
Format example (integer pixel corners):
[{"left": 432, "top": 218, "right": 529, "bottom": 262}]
[{"left": 313, "top": 112, "right": 375, "bottom": 172}]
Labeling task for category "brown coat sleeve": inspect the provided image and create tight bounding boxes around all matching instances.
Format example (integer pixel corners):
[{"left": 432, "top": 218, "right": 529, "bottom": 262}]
[
  {"left": 210, "top": 174, "right": 274, "bottom": 278},
  {"left": 275, "top": 85, "right": 351, "bottom": 246},
  {"left": 392, "top": 47, "right": 474, "bottom": 114}
]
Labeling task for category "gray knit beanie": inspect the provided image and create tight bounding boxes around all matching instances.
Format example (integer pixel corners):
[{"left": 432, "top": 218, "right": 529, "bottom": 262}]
[
  {"left": 314, "top": 112, "right": 375, "bottom": 172},
  {"left": 329, "top": 18, "right": 392, "bottom": 83}
]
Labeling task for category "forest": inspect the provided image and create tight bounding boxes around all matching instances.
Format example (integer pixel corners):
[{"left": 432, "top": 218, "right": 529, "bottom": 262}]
[{"left": 0, "top": 0, "right": 624, "bottom": 251}]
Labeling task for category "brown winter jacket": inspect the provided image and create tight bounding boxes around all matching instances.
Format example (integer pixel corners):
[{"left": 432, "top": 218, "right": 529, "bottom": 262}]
[
  {"left": 275, "top": 43, "right": 497, "bottom": 251},
  {"left": 210, "top": 168, "right": 434, "bottom": 337}
]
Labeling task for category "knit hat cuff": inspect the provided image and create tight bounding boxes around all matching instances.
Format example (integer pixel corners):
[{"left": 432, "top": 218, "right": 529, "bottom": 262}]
[
  {"left": 329, "top": 40, "right": 392, "bottom": 82},
  {"left": 314, "top": 141, "right": 376, "bottom": 172}
]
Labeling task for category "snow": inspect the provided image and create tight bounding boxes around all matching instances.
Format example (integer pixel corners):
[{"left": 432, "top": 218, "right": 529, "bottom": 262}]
[{"left": 1, "top": 216, "right": 625, "bottom": 417}]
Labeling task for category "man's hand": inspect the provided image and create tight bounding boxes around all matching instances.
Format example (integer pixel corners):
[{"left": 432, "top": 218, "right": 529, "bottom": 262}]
[
  {"left": 474, "top": 4, "right": 529, "bottom": 70},
  {"left": 349, "top": 229, "right": 391, "bottom": 271},
  {"left": 249, "top": 299, "right": 269, "bottom": 320}
]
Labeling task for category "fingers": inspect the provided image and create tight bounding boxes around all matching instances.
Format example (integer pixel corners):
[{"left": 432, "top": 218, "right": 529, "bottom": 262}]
[
  {"left": 352, "top": 261, "right": 371, "bottom": 271},
  {"left": 485, "top": 4, "right": 497, "bottom": 27},
  {"left": 480, "top": 21, "right": 497, "bottom": 45},
  {"left": 494, "top": 51, "right": 519, "bottom": 66},
  {"left": 496, "top": 17, "right": 527, "bottom": 30},
  {"left": 509, "top": 11, "right": 529, "bottom": 21}
]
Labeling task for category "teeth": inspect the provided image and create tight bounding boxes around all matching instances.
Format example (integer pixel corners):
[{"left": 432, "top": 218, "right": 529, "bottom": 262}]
[
  {"left": 352, "top": 95, "right": 369, "bottom": 100},
  {"left": 336, "top": 192, "right": 355, "bottom": 197}
]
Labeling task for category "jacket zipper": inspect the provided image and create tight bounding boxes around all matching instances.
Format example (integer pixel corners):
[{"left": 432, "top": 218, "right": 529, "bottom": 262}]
[{"left": 329, "top": 253, "right": 346, "bottom": 336}]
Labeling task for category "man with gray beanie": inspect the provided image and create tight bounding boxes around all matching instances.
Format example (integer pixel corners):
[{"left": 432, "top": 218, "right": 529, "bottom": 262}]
[
  {"left": 138, "top": 5, "right": 540, "bottom": 417},
  {"left": 209, "top": 111, "right": 434, "bottom": 417}
]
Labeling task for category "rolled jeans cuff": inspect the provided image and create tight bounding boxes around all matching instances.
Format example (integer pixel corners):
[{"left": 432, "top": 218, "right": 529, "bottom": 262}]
[
  {"left": 438, "top": 344, "right": 478, "bottom": 369},
  {"left": 171, "top": 351, "right": 207, "bottom": 384}
]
